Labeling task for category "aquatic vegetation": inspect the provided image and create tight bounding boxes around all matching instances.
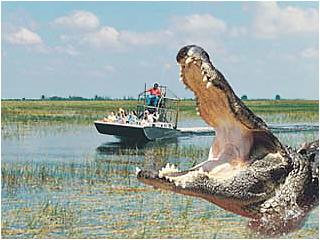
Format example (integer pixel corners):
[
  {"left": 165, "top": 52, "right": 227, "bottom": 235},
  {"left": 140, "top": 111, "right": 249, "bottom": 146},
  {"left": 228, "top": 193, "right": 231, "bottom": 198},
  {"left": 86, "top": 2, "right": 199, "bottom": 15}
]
[
  {"left": 2, "top": 99, "right": 318, "bottom": 124},
  {"left": 1, "top": 109, "right": 318, "bottom": 238},
  {"left": 2, "top": 199, "right": 81, "bottom": 238}
]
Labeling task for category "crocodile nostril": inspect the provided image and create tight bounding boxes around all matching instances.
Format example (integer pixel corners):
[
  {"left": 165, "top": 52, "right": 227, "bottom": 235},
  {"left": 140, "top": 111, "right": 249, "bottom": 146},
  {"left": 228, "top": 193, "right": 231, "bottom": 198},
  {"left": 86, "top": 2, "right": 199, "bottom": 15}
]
[{"left": 176, "top": 45, "right": 196, "bottom": 62}]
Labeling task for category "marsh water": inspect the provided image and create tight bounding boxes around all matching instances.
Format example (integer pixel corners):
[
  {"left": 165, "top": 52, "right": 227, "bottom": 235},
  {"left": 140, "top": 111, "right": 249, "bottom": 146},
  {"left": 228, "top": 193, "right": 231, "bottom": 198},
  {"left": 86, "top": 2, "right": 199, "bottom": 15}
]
[{"left": 1, "top": 118, "right": 319, "bottom": 238}]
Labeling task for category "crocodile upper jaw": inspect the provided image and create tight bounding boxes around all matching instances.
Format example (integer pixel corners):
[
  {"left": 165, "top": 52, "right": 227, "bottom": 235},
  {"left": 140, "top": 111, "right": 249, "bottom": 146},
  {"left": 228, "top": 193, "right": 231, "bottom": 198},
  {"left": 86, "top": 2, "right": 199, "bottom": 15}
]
[{"left": 137, "top": 45, "right": 286, "bottom": 217}]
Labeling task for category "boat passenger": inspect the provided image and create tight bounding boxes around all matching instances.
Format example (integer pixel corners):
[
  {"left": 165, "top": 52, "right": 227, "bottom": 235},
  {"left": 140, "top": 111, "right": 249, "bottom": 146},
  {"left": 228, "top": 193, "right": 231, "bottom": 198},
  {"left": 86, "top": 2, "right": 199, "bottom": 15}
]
[
  {"left": 127, "top": 111, "right": 138, "bottom": 124},
  {"left": 105, "top": 111, "right": 116, "bottom": 122},
  {"left": 152, "top": 112, "right": 159, "bottom": 122},
  {"left": 103, "top": 112, "right": 114, "bottom": 122},
  {"left": 146, "top": 83, "right": 161, "bottom": 107},
  {"left": 147, "top": 112, "right": 154, "bottom": 123},
  {"left": 141, "top": 111, "right": 150, "bottom": 126},
  {"left": 116, "top": 113, "right": 124, "bottom": 124}
]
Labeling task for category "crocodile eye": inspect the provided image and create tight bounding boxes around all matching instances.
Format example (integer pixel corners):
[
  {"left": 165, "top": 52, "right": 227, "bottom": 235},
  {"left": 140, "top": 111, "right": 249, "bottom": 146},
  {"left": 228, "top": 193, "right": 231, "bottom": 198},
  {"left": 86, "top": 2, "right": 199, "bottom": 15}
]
[{"left": 249, "top": 181, "right": 266, "bottom": 194}]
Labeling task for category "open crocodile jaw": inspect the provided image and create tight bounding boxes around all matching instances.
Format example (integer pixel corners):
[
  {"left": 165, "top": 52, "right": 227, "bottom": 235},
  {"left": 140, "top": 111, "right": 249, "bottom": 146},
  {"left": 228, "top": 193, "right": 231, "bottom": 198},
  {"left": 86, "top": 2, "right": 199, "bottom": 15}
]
[
  {"left": 137, "top": 166, "right": 257, "bottom": 218},
  {"left": 137, "top": 45, "right": 287, "bottom": 218}
]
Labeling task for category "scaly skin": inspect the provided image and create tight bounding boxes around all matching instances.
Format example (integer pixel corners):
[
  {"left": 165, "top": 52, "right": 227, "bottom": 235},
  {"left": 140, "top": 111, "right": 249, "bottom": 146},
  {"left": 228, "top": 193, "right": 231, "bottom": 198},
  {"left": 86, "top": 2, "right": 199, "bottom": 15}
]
[{"left": 137, "top": 45, "right": 318, "bottom": 234}]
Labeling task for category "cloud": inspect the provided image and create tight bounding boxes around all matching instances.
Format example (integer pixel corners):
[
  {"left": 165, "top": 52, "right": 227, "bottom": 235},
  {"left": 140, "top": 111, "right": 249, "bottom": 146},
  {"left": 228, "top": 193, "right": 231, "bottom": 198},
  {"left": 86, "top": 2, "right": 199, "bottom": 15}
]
[
  {"left": 54, "top": 45, "right": 80, "bottom": 56},
  {"left": 252, "top": 2, "right": 318, "bottom": 38},
  {"left": 300, "top": 48, "right": 318, "bottom": 59},
  {"left": 103, "top": 65, "right": 116, "bottom": 73},
  {"left": 50, "top": 12, "right": 244, "bottom": 65},
  {"left": 53, "top": 10, "right": 100, "bottom": 30},
  {"left": 6, "top": 27, "right": 42, "bottom": 45},
  {"left": 229, "top": 26, "right": 247, "bottom": 37},
  {"left": 120, "top": 30, "right": 173, "bottom": 46},
  {"left": 81, "top": 26, "right": 120, "bottom": 48},
  {"left": 172, "top": 14, "right": 227, "bottom": 34},
  {"left": 164, "top": 63, "right": 172, "bottom": 70},
  {"left": 59, "top": 12, "right": 231, "bottom": 51}
]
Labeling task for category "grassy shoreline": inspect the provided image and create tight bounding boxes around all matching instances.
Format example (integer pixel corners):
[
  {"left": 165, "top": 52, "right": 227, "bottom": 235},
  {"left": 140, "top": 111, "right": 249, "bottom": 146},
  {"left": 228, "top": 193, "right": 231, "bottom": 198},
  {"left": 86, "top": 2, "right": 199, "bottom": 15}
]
[{"left": 1, "top": 99, "right": 319, "bottom": 124}]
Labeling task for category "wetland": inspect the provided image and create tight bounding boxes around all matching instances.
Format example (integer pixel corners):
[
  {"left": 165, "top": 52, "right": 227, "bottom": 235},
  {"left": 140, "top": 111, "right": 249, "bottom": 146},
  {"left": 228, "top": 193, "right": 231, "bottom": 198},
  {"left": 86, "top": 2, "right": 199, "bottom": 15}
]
[{"left": 1, "top": 100, "right": 319, "bottom": 238}]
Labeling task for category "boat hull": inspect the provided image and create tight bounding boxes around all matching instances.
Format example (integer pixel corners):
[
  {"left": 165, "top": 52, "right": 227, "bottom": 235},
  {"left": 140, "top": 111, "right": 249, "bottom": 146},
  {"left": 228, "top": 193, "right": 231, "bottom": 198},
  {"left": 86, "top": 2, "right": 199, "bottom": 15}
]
[{"left": 94, "top": 121, "right": 179, "bottom": 141}]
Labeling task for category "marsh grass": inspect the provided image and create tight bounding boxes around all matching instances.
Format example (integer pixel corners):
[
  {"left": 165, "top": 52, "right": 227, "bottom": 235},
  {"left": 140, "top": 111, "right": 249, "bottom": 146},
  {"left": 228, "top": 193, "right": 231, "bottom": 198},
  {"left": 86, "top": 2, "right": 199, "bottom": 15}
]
[
  {"left": 2, "top": 99, "right": 318, "bottom": 124},
  {"left": 179, "top": 99, "right": 318, "bottom": 121},
  {"left": 1, "top": 100, "right": 319, "bottom": 238},
  {"left": 2, "top": 133, "right": 318, "bottom": 238},
  {"left": 1, "top": 100, "right": 138, "bottom": 124},
  {"left": 2, "top": 143, "right": 208, "bottom": 192},
  {"left": 1, "top": 199, "right": 81, "bottom": 238}
]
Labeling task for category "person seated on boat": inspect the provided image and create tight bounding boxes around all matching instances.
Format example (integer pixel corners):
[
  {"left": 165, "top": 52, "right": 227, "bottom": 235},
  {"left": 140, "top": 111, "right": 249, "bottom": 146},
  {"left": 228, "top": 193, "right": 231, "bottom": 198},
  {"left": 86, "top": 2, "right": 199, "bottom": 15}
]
[
  {"left": 146, "top": 83, "right": 161, "bottom": 107},
  {"left": 140, "top": 110, "right": 150, "bottom": 126},
  {"left": 127, "top": 111, "right": 138, "bottom": 124},
  {"left": 147, "top": 111, "right": 154, "bottom": 123},
  {"left": 116, "top": 108, "right": 127, "bottom": 124},
  {"left": 103, "top": 111, "right": 116, "bottom": 122},
  {"left": 152, "top": 111, "right": 159, "bottom": 122}
]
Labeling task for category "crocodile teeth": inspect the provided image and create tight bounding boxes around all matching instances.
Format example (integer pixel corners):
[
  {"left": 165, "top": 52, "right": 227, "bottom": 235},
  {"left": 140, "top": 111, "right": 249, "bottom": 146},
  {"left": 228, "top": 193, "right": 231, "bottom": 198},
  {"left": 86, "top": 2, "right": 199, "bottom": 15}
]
[
  {"left": 185, "top": 57, "right": 193, "bottom": 65},
  {"left": 201, "top": 62, "right": 210, "bottom": 70},
  {"left": 206, "top": 82, "right": 213, "bottom": 89},
  {"left": 159, "top": 163, "right": 179, "bottom": 178},
  {"left": 180, "top": 76, "right": 183, "bottom": 82},
  {"left": 202, "top": 75, "right": 208, "bottom": 82},
  {"left": 135, "top": 167, "right": 141, "bottom": 175},
  {"left": 196, "top": 111, "right": 200, "bottom": 116}
]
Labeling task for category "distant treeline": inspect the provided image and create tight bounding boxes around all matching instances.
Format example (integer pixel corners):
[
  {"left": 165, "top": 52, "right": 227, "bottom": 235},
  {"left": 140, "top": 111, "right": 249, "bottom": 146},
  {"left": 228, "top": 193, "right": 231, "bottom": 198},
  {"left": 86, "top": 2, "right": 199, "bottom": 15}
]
[
  {"left": 2, "top": 95, "right": 137, "bottom": 101},
  {"left": 1, "top": 94, "right": 311, "bottom": 101}
]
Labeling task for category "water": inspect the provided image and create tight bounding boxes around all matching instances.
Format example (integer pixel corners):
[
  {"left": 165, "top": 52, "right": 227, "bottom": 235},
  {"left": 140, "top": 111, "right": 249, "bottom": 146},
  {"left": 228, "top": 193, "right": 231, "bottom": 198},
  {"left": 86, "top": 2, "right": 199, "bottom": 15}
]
[{"left": 1, "top": 120, "right": 319, "bottom": 238}]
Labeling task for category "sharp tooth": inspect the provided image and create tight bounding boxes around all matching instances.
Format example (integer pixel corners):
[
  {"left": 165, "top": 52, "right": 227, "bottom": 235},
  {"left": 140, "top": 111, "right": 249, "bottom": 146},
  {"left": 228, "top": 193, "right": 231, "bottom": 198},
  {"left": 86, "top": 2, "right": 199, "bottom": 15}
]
[
  {"left": 201, "top": 62, "right": 210, "bottom": 70},
  {"left": 185, "top": 58, "right": 193, "bottom": 64},
  {"left": 206, "top": 82, "right": 213, "bottom": 89},
  {"left": 135, "top": 167, "right": 141, "bottom": 175},
  {"left": 202, "top": 75, "right": 208, "bottom": 82},
  {"left": 196, "top": 111, "right": 200, "bottom": 116},
  {"left": 180, "top": 76, "right": 183, "bottom": 82},
  {"left": 165, "top": 163, "right": 170, "bottom": 169},
  {"left": 193, "top": 60, "right": 197, "bottom": 64}
]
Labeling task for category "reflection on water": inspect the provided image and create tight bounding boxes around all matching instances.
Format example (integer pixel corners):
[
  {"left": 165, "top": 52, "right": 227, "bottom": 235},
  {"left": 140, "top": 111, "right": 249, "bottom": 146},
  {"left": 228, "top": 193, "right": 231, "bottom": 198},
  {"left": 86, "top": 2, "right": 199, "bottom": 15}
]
[{"left": 1, "top": 122, "right": 319, "bottom": 238}]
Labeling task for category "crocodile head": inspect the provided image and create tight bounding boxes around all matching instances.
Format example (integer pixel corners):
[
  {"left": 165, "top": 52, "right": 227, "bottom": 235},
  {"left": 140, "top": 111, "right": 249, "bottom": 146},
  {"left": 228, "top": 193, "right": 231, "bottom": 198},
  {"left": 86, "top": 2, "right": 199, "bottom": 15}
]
[{"left": 137, "top": 45, "right": 318, "bottom": 234}]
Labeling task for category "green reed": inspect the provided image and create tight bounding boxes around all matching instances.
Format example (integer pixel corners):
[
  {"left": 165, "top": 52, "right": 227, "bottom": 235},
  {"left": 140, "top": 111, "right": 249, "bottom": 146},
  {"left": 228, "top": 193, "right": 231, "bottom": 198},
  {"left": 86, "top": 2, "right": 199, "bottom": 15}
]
[
  {"left": 2, "top": 99, "right": 318, "bottom": 124},
  {"left": 2, "top": 199, "right": 81, "bottom": 238}
]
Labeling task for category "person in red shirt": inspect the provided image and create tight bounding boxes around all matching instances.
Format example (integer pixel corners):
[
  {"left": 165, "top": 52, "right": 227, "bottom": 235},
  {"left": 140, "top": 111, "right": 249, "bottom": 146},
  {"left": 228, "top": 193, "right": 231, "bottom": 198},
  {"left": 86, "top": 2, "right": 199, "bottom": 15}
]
[{"left": 146, "top": 83, "right": 161, "bottom": 107}]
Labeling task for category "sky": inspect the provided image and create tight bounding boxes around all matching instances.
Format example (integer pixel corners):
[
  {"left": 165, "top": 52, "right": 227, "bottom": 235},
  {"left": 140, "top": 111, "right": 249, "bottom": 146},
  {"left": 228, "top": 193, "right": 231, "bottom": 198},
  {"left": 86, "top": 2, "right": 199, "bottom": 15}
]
[{"left": 1, "top": 1, "right": 319, "bottom": 99}]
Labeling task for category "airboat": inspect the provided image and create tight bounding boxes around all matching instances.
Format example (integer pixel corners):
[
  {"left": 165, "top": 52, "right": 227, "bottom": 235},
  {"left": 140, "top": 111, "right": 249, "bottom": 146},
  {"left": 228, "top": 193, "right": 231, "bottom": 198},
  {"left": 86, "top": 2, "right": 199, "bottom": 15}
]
[{"left": 94, "top": 85, "right": 181, "bottom": 141}]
